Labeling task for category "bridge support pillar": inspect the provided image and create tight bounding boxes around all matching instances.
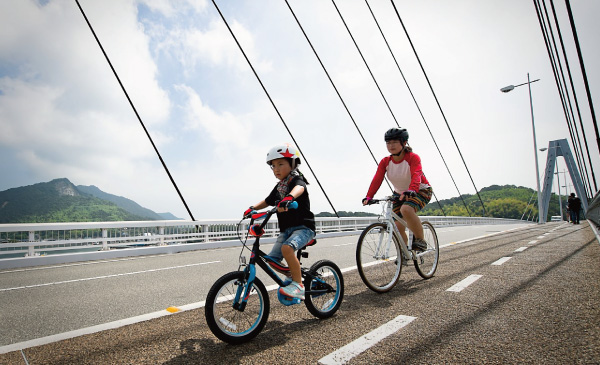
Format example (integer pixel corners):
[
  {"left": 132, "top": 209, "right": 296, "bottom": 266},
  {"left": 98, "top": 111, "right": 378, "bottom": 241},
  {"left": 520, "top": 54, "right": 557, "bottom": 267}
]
[{"left": 540, "top": 139, "right": 588, "bottom": 222}]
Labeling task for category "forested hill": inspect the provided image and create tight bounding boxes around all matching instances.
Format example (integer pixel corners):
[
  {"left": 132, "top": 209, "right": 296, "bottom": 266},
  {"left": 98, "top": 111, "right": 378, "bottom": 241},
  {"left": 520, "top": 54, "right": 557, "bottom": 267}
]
[
  {"left": 315, "top": 185, "right": 566, "bottom": 220},
  {"left": 418, "top": 184, "right": 564, "bottom": 220},
  {"left": 0, "top": 178, "right": 177, "bottom": 223}
]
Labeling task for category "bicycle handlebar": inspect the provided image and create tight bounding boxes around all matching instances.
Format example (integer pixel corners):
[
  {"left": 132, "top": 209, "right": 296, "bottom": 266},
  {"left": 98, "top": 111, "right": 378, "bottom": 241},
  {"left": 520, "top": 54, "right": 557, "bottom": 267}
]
[
  {"left": 244, "top": 201, "right": 299, "bottom": 221},
  {"left": 366, "top": 196, "right": 405, "bottom": 205}
]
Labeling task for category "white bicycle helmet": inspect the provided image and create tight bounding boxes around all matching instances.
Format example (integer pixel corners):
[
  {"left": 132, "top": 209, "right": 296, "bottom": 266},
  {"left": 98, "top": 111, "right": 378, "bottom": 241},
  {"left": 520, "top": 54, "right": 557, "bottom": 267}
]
[{"left": 266, "top": 143, "right": 301, "bottom": 169}]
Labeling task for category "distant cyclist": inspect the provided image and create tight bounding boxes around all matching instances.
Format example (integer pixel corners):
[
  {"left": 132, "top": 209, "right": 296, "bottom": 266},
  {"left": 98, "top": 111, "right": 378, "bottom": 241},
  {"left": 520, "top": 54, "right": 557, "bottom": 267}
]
[
  {"left": 362, "top": 127, "right": 433, "bottom": 250},
  {"left": 244, "top": 143, "right": 315, "bottom": 300}
]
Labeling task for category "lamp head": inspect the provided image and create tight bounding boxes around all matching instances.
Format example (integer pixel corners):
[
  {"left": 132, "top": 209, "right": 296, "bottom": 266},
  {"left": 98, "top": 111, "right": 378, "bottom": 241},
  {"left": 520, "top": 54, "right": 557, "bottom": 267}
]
[{"left": 500, "top": 85, "right": 515, "bottom": 93}]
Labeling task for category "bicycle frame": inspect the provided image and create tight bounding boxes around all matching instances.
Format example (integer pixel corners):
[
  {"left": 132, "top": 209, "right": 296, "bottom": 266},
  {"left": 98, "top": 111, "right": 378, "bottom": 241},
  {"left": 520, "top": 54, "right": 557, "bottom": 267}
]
[
  {"left": 233, "top": 207, "right": 329, "bottom": 311},
  {"left": 376, "top": 197, "right": 428, "bottom": 262}
]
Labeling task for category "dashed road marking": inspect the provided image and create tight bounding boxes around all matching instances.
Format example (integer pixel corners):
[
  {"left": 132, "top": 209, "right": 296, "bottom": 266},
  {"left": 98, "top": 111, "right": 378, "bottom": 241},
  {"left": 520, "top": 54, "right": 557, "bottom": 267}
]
[
  {"left": 447, "top": 274, "right": 483, "bottom": 292},
  {"left": 491, "top": 257, "right": 512, "bottom": 265},
  {"left": 515, "top": 247, "right": 528, "bottom": 252},
  {"left": 318, "top": 315, "right": 417, "bottom": 364},
  {"left": 0, "top": 261, "right": 221, "bottom": 292},
  {"left": 528, "top": 240, "right": 538, "bottom": 245}
]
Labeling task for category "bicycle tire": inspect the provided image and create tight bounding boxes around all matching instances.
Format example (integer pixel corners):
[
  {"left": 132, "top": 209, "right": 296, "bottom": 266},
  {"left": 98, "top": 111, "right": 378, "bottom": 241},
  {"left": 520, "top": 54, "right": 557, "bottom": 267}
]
[
  {"left": 413, "top": 221, "right": 439, "bottom": 279},
  {"left": 356, "top": 222, "right": 402, "bottom": 293},
  {"left": 304, "top": 260, "right": 344, "bottom": 318},
  {"left": 205, "top": 271, "right": 270, "bottom": 344}
]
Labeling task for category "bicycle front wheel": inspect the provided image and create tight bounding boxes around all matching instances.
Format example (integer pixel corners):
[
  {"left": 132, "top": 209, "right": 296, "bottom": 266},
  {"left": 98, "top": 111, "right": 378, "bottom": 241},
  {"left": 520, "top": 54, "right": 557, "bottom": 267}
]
[
  {"left": 414, "top": 221, "right": 439, "bottom": 279},
  {"left": 356, "top": 222, "right": 402, "bottom": 293},
  {"left": 304, "top": 260, "right": 344, "bottom": 318},
  {"left": 205, "top": 271, "right": 270, "bottom": 344}
]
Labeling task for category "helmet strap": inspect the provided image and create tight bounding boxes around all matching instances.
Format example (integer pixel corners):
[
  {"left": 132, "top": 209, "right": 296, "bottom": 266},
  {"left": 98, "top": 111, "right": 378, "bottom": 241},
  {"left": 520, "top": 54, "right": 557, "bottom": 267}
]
[{"left": 391, "top": 142, "right": 407, "bottom": 156}]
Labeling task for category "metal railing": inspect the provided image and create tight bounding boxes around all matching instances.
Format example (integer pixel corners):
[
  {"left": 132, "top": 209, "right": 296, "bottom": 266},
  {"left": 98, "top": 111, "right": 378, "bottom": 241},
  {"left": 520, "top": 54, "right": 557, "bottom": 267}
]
[
  {"left": 586, "top": 191, "right": 600, "bottom": 227},
  {"left": 0, "top": 216, "right": 528, "bottom": 260}
]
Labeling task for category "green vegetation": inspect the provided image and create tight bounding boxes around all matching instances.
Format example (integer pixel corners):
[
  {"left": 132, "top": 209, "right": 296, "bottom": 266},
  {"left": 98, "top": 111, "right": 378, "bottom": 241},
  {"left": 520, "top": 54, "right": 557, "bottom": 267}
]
[
  {"left": 0, "top": 178, "right": 154, "bottom": 223},
  {"left": 316, "top": 185, "right": 568, "bottom": 221},
  {"left": 1, "top": 180, "right": 568, "bottom": 223},
  {"left": 419, "top": 184, "right": 566, "bottom": 220},
  {"left": 316, "top": 211, "right": 377, "bottom": 217}
]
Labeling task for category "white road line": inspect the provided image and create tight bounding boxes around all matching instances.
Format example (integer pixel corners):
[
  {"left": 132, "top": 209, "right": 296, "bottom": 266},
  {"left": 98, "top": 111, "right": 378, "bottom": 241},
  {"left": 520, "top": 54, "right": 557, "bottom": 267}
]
[
  {"left": 0, "top": 307, "right": 176, "bottom": 354},
  {"left": 0, "top": 254, "right": 170, "bottom": 274},
  {"left": 451, "top": 225, "right": 528, "bottom": 245},
  {"left": 447, "top": 274, "right": 482, "bottom": 292},
  {"left": 0, "top": 261, "right": 220, "bottom": 292},
  {"left": 528, "top": 240, "right": 538, "bottom": 244},
  {"left": 2, "top": 226, "right": 526, "bottom": 352},
  {"left": 318, "top": 315, "right": 416, "bottom": 364},
  {"left": 536, "top": 236, "right": 545, "bottom": 239},
  {"left": 333, "top": 243, "right": 355, "bottom": 247},
  {"left": 491, "top": 257, "right": 512, "bottom": 265},
  {"left": 514, "top": 247, "right": 528, "bottom": 252}
]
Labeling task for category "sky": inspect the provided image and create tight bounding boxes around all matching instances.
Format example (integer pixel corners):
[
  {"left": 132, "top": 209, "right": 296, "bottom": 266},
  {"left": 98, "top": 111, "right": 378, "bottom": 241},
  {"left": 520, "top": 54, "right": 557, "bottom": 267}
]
[{"left": 0, "top": 0, "right": 599, "bottom": 219}]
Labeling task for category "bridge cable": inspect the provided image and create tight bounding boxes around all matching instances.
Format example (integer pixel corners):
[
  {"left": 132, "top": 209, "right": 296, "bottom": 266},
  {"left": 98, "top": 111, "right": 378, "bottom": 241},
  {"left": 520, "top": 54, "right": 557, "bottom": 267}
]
[
  {"left": 390, "top": 1, "right": 488, "bottom": 217},
  {"left": 284, "top": 0, "right": 377, "bottom": 165},
  {"left": 364, "top": 0, "right": 495, "bottom": 217},
  {"left": 333, "top": 0, "right": 447, "bottom": 216},
  {"left": 211, "top": 0, "right": 339, "bottom": 218},
  {"left": 284, "top": 0, "right": 394, "bottom": 195},
  {"left": 534, "top": 0, "right": 590, "bottom": 198},
  {"left": 536, "top": 0, "right": 592, "bottom": 197},
  {"left": 565, "top": 0, "right": 600, "bottom": 163},
  {"left": 534, "top": 0, "right": 593, "bottom": 198},
  {"left": 540, "top": 0, "right": 593, "bottom": 196},
  {"left": 521, "top": 190, "right": 537, "bottom": 221},
  {"left": 331, "top": 0, "right": 400, "bottom": 128},
  {"left": 75, "top": 0, "right": 196, "bottom": 221},
  {"left": 548, "top": 0, "right": 597, "bottom": 192}
]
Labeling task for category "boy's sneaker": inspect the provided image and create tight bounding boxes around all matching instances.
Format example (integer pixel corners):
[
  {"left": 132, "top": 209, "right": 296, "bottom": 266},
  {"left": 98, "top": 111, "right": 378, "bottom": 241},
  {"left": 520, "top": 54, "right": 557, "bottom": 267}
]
[
  {"left": 279, "top": 281, "right": 305, "bottom": 300},
  {"left": 412, "top": 238, "right": 428, "bottom": 252}
]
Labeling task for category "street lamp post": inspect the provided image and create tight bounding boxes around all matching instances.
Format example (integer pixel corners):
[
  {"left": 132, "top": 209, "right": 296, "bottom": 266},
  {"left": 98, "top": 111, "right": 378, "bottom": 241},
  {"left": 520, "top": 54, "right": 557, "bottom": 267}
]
[{"left": 501, "top": 74, "right": 543, "bottom": 223}]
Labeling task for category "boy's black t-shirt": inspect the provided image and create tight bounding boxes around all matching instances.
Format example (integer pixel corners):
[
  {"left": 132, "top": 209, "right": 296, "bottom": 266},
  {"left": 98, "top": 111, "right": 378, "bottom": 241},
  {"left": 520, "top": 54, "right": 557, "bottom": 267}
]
[{"left": 265, "top": 176, "right": 316, "bottom": 232}]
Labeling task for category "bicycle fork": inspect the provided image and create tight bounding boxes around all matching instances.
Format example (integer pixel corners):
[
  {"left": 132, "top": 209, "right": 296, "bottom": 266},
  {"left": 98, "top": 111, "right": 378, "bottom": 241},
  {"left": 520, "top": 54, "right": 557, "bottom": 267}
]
[
  {"left": 233, "top": 264, "right": 256, "bottom": 312},
  {"left": 373, "top": 224, "right": 396, "bottom": 260}
]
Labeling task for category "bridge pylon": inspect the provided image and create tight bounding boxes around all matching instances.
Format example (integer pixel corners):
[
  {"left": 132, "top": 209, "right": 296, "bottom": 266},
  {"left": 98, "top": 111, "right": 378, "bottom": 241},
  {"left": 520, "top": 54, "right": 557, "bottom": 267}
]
[{"left": 540, "top": 139, "right": 588, "bottom": 222}]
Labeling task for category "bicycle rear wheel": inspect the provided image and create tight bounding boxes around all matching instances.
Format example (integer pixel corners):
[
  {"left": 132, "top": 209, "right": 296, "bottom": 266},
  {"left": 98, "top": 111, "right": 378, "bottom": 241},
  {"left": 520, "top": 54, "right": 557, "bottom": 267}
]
[
  {"left": 304, "top": 260, "right": 344, "bottom": 318},
  {"left": 356, "top": 222, "right": 402, "bottom": 293},
  {"left": 205, "top": 271, "right": 269, "bottom": 344},
  {"left": 413, "top": 221, "right": 439, "bottom": 279}
]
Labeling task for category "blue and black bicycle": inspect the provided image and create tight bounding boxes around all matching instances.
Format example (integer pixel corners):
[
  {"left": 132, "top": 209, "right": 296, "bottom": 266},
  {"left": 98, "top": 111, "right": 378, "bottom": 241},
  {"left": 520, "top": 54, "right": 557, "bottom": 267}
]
[{"left": 205, "top": 202, "right": 344, "bottom": 344}]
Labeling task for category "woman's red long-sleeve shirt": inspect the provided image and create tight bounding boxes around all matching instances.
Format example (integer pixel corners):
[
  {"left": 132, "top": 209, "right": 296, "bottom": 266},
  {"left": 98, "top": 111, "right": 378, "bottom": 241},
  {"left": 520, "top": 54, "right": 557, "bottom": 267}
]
[{"left": 365, "top": 152, "right": 431, "bottom": 198}]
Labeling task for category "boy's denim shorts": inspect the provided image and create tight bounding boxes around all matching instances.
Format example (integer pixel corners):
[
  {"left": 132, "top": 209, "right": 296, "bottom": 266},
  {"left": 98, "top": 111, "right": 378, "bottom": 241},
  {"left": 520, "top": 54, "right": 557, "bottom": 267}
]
[{"left": 268, "top": 226, "right": 315, "bottom": 262}]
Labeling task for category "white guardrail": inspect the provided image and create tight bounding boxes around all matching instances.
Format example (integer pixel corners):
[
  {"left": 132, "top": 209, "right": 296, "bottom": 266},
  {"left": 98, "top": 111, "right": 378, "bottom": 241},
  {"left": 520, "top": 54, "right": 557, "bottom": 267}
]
[{"left": 0, "top": 216, "right": 529, "bottom": 269}]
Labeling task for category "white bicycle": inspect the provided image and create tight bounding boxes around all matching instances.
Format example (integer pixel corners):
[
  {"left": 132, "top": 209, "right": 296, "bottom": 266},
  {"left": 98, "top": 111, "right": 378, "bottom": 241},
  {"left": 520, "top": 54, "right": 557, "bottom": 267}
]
[{"left": 356, "top": 196, "right": 439, "bottom": 293}]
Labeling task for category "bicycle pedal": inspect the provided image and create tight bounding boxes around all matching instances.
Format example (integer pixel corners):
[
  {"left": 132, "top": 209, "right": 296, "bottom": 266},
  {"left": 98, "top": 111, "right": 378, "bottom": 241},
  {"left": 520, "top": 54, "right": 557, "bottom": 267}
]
[{"left": 277, "top": 291, "right": 302, "bottom": 306}]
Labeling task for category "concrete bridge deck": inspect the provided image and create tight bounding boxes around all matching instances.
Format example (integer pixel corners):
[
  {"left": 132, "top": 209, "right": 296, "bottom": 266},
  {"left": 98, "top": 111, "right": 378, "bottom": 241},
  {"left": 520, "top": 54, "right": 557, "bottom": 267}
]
[{"left": 1, "top": 221, "right": 598, "bottom": 364}]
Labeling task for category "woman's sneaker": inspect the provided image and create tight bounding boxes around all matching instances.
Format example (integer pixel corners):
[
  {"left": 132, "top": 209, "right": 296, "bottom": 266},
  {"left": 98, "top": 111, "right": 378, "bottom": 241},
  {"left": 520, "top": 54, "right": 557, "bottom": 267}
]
[
  {"left": 279, "top": 281, "right": 305, "bottom": 300},
  {"left": 412, "top": 238, "right": 428, "bottom": 252}
]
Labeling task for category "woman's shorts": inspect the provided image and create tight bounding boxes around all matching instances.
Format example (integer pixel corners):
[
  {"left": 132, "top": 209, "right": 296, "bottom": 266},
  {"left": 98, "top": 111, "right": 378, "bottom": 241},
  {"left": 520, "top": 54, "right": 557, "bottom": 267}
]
[{"left": 392, "top": 188, "right": 433, "bottom": 218}]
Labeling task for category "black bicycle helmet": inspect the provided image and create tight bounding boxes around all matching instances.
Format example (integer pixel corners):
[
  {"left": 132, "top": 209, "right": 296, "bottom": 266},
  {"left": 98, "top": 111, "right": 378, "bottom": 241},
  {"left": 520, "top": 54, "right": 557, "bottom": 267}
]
[{"left": 384, "top": 127, "right": 409, "bottom": 142}]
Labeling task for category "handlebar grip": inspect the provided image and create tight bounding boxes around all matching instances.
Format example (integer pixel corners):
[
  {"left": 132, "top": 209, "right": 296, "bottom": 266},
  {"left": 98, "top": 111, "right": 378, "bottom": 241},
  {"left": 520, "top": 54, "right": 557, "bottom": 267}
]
[{"left": 288, "top": 201, "right": 298, "bottom": 209}]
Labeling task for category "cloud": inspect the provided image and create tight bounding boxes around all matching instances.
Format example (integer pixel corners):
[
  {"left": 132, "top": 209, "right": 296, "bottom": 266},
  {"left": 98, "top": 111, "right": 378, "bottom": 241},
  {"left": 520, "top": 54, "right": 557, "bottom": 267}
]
[
  {"left": 176, "top": 84, "right": 250, "bottom": 150},
  {"left": 140, "top": 0, "right": 208, "bottom": 18},
  {"left": 153, "top": 17, "right": 272, "bottom": 76}
]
